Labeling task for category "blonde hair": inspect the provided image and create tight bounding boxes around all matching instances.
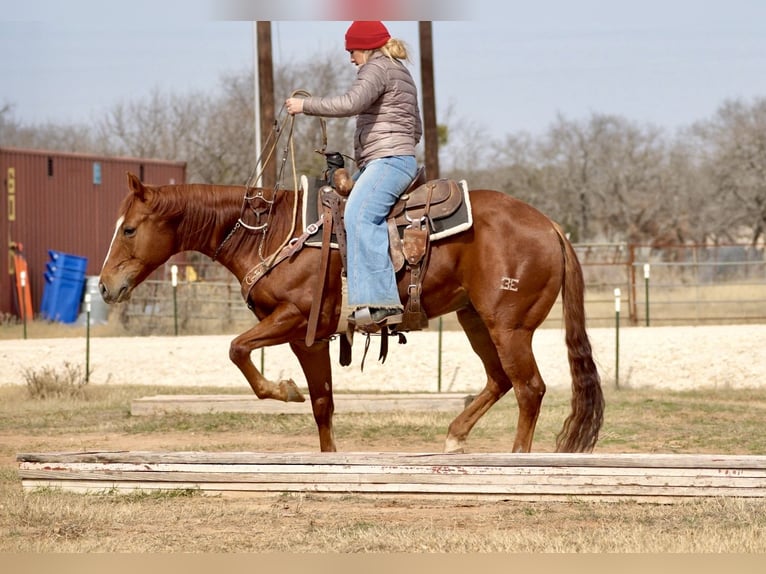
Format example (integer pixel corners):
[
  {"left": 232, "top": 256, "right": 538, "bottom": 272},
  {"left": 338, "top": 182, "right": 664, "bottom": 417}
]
[{"left": 378, "top": 38, "right": 410, "bottom": 63}]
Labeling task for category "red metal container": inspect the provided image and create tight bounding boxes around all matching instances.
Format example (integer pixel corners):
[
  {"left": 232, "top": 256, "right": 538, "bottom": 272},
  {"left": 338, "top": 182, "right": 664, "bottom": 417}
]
[{"left": 1, "top": 147, "right": 186, "bottom": 318}]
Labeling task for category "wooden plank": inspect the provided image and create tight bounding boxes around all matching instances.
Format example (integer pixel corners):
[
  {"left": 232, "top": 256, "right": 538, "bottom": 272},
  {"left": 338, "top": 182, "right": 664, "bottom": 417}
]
[
  {"left": 130, "top": 393, "right": 471, "bottom": 416},
  {"left": 17, "top": 478, "right": 766, "bottom": 499},
  {"left": 9, "top": 480, "right": 696, "bottom": 502},
  {"left": 16, "top": 451, "right": 766, "bottom": 500},
  {"left": 17, "top": 468, "right": 766, "bottom": 490},
  {"left": 17, "top": 451, "right": 766, "bottom": 470},
  {"left": 18, "top": 461, "right": 766, "bottom": 480}
]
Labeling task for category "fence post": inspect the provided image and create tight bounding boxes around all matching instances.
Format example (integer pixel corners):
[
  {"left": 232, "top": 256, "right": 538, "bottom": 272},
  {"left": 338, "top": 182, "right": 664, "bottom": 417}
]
[
  {"left": 84, "top": 293, "right": 91, "bottom": 383},
  {"left": 171, "top": 265, "right": 179, "bottom": 336},
  {"left": 20, "top": 270, "right": 28, "bottom": 340},
  {"left": 643, "top": 263, "right": 651, "bottom": 326},
  {"left": 614, "top": 287, "right": 621, "bottom": 390},
  {"left": 437, "top": 317, "right": 443, "bottom": 392}
]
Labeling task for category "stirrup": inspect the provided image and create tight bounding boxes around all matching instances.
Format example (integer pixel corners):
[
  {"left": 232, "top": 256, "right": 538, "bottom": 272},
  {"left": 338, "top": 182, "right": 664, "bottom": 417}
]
[{"left": 348, "top": 307, "right": 403, "bottom": 328}]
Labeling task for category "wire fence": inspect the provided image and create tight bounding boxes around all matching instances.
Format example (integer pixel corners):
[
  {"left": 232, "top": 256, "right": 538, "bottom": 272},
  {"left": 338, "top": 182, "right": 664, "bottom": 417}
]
[{"left": 117, "top": 242, "right": 766, "bottom": 335}]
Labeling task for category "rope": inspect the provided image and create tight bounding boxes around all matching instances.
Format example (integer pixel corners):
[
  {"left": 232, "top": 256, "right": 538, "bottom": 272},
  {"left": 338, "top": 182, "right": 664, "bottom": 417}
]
[
  {"left": 262, "top": 112, "right": 299, "bottom": 268},
  {"left": 241, "top": 89, "right": 323, "bottom": 270}
]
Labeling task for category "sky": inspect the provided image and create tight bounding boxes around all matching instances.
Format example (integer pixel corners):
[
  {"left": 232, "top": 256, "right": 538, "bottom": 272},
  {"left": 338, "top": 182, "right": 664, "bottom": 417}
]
[{"left": 2, "top": 0, "right": 766, "bottom": 140}]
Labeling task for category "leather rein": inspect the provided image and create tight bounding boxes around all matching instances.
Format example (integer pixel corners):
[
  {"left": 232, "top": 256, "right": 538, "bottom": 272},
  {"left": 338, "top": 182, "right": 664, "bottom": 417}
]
[{"left": 211, "top": 91, "right": 331, "bottom": 319}]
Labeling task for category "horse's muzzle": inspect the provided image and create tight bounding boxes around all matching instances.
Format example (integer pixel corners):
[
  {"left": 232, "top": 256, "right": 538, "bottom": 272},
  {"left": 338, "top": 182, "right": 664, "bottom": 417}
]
[{"left": 98, "top": 279, "right": 130, "bottom": 304}]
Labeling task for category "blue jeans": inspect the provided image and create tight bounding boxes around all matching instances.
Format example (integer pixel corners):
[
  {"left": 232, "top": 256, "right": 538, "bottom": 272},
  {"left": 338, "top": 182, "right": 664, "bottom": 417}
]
[{"left": 346, "top": 155, "right": 418, "bottom": 309}]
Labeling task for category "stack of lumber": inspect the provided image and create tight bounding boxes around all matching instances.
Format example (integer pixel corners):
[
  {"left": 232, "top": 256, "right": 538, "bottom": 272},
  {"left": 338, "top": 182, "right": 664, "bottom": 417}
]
[{"left": 16, "top": 451, "right": 766, "bottom": 500}]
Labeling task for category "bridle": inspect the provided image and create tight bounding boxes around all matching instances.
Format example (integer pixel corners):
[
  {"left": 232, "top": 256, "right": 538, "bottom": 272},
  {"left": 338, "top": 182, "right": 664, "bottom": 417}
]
[{"left": 212, "top": 90, "right": 328, "bottom": 265}]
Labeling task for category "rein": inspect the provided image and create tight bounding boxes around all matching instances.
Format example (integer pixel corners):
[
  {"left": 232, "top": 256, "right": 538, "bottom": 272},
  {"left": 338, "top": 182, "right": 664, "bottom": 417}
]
[
  {"left": 213, "top": 90, "right": 323, "bottom": 263},
  {"left": 213, "top": 91, "right": 330, "bottom": 306}
]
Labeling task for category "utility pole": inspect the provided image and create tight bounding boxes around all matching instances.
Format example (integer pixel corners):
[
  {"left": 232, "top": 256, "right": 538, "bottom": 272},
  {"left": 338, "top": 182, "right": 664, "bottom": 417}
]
[
  {"left": 255, "top": 21, "right": 276, "bottom": 189},
  {"left": 418, "top": 21, "right": 439, "bottom": 179},
  {"left": 419, "top": 21, "right": 443, "bottom": 390}
]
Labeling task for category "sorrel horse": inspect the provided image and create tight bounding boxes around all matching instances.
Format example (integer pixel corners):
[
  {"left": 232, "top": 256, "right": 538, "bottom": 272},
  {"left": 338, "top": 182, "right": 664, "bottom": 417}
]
[{"left": 99, "top": 172, "right": 604, "bottom": 453}]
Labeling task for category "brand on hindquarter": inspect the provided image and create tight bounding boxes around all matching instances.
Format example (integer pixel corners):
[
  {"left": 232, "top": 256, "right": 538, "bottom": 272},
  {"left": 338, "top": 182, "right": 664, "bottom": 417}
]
[{"left": 500, "top": 276, "right": 520, "bottom": 292}]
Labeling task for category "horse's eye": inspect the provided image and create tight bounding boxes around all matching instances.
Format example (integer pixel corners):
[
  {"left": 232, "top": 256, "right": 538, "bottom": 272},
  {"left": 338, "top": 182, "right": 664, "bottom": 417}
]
[{"left": 123, "top": 226, "right": 136, "bottom": 238}]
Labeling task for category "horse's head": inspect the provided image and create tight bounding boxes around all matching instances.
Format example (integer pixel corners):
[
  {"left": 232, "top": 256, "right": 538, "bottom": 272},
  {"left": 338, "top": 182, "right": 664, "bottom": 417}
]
[{"left": 99, "top": 172, "right": 180, "bottom": 303}]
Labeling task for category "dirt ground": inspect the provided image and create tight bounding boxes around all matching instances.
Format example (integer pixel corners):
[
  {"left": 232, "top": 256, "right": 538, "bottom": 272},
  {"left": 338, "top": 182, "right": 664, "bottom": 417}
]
[
  {"left": 3, "top": 323, "right": 764, "bottom": 461},
  {"left": 3, "top": 324, "right": 766, "bottom": 392},
  {"left": 4, "top": 323, "right": 765, "bottom": 472},
  {"left": 3, "top": 325, "right": 766, "bottom": 552}
]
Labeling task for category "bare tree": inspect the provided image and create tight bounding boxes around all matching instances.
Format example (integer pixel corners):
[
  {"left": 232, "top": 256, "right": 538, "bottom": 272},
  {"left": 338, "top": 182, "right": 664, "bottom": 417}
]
[
  {"left": 274, "top": 54, "right": 357, "bottom": 180},
  {"left": 537, "top": 113, "right": 672, "bottom": 243},
  {"left": 95, "top": 86, "right": 252, "bottom": 184},
  {"left": 1, "top": 102, "right": 97, "bottom": 152},
  {"left": 691, "top": 97, "right": 766, "bottom": 245},
  {"left": 644, "top": 136, "right": 718, "bottom": 246},
  {"left": 485, "top": 132, "right": 549, "bottom": 210},
  {"left": 7, "top": 54, "right": 764, "bottom": 249},
  {"left": 191, "top": 72, "right": 258, "bottom": 184},
  {"left": 438, "top": 111, "right": 498, "bottom": 177},
  {"left": 96, "top": 55, "right": 359, "bottom": 186}
]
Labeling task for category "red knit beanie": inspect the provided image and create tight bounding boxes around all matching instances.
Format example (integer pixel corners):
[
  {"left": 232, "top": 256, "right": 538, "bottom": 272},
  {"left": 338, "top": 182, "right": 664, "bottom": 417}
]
[{"left": 345, "top": 21, "right": 391, "bottom": 50}]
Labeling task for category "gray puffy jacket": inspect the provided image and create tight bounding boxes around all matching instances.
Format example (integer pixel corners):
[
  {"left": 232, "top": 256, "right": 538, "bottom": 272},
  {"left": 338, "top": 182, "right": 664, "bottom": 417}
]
[{"left": 302, "top": 52, "right": 423, "bottom": 168}]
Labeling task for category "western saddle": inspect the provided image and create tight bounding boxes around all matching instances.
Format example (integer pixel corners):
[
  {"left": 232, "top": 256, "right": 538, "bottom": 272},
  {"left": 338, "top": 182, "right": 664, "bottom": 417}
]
[{"left": 307, "top": 166, "right": 466, "bottom": 353}]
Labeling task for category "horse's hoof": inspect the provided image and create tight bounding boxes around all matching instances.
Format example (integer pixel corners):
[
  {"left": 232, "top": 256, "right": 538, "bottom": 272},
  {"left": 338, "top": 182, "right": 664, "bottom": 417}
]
[
  {"left": 443, "top": 437, "right": 466, "bottom": 454},
  {"left": 281, "top": 379, "right": 306, "bottom": 403}
]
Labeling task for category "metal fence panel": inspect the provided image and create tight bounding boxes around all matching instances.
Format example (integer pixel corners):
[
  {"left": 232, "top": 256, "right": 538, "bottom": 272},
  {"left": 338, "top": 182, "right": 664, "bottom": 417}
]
[{"left": 119, "top": 243, "right": 766, "bottom": 335}]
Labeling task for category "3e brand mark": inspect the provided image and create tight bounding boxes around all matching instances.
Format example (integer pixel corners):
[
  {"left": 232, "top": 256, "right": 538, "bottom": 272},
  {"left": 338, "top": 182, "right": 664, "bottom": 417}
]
[{"left": 500, "top": 277, "right": 519, "bottom": 292}]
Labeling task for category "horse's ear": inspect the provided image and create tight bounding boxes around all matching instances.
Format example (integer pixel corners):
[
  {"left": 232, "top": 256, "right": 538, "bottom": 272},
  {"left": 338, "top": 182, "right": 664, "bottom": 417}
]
[{"left": 126, "top": 172, "right": 148, "bottom": 201}]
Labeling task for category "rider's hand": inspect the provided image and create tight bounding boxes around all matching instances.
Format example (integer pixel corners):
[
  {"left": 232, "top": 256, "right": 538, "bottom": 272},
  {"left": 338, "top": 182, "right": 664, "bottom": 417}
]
[{"left": 285, "top": 98, "right": 305, "bottom": 115}]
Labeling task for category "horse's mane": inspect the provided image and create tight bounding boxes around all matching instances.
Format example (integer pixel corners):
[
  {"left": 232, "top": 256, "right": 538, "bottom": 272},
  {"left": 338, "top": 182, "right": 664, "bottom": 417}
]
[{"left": 120, "top": 182, "right": 302, "bottom": 256}]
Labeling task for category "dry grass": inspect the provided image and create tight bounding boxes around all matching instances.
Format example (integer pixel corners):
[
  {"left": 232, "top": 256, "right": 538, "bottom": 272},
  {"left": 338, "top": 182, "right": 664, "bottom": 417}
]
[
  {"left": 1, "top": 384, "right": 766, "bottom": 552},
  {"left": 23, "top": 362, "right": 90, "bottom": 400},
  {"left": 2, "top": 482, "right": 765, "bottom": 552}
]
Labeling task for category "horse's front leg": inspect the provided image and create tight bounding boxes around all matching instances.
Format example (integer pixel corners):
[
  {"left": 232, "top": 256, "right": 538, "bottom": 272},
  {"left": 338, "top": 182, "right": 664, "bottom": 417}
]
[
  {"left": 289, "top": 339, "right": 336, "bottom": 452},
  {"left": 229, "top": 304, "right": 306, "bottom": 403}
]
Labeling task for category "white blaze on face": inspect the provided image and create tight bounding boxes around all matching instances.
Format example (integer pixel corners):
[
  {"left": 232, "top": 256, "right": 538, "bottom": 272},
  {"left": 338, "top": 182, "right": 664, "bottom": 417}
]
[{"left": 101, "top": 216, "right": 124, "bottom": 272}]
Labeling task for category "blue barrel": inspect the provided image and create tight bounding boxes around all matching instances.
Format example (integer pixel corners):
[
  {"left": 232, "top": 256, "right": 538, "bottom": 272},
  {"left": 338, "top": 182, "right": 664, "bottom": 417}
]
[{"left": 41, "top": 250, "right": 88, "bottom": 323}]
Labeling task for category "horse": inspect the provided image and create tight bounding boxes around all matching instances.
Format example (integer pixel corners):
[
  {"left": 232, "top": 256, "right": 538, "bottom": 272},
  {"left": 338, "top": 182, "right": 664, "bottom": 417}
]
[{"left": 99, "top": 172, "right": 604, "bottom": 454}]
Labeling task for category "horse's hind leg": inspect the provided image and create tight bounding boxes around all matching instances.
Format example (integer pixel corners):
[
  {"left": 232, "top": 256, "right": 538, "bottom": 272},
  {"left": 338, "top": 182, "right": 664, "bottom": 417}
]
[
  {"left": 289, "top": 339, "right": 337, "bottom": 452},
  {"left": 445, "top": 306, "right": 545, "bottom": 453},
  {"left": 444, "top": 307, "right": 510, "bottom": 453},
  {"left": 504, "top": 333, "right": 546, "bottom": 452}
]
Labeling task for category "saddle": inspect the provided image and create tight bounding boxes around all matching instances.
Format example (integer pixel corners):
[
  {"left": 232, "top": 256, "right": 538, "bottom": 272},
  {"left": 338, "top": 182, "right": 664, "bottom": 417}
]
[
  {"left": 388, "top": 168, "right": 465, "bottom": 228},
  {"left": 306, "top": 166, "right": 472, "bottom": 353},
  {"left": 385, "top": 172, "right": 466, "bottom": 274}
]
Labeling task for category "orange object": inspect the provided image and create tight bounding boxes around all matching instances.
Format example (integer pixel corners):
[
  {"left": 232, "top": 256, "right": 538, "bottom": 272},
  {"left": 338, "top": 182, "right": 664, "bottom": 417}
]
[{"left": 11, "top": 244, "right": 34, "bottom": 320}]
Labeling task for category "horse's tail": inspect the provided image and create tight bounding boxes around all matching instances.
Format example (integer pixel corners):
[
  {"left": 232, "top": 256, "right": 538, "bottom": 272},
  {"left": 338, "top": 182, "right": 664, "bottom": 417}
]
[{"left": 552, "top": 223, "right": 604, "bottom": 452}]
